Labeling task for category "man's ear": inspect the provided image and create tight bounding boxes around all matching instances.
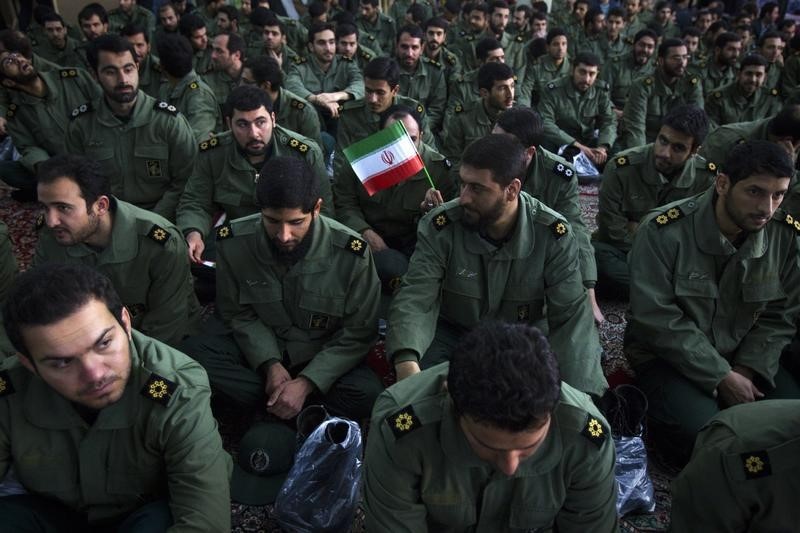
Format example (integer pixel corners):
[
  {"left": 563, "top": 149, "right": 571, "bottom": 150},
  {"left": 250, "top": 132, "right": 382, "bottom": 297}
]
[
  {"left": 715, "top": 173, "right": 731, "bottom": 197},
  {"left": 506, "top": 177, "right": 522, "bottom": 200},
  {"left": 121, "top": 306, "right": 133, "bottom": 340}
]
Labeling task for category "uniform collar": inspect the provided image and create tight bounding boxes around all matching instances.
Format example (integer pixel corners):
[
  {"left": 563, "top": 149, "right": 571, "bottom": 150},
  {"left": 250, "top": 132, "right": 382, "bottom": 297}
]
[
  {"left": 463, "top": 192, "right": 536, "bottom": 259},
  {"left": 254, "top": 214, "right": 333, "bottom": 273},
  {"left": 95, "top": 90, "right": 152, "bottom": 128},
  {"left": 169, "top": 69, "right": 201, "bottom": 99},
  {"left": 693, "top": 187, "right": 768, "bottom": 258},
  {"left": 640, "top": 144, "right": 698, "bottom": 188},
  {"left": 63, "top": 197, "right": 139, "bottom": 264}
]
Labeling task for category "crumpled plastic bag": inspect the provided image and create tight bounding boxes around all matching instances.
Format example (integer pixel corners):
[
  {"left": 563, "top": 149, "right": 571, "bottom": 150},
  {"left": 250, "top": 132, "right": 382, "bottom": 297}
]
[
  {"left": 614, "top": 434, "right": 656, "bottom": 516},
  {"left": 275, "top": 417, "right": 363, "bottom": 533},
  {"left": 558, "top": 144, "right": 600, "bottom": 176}
]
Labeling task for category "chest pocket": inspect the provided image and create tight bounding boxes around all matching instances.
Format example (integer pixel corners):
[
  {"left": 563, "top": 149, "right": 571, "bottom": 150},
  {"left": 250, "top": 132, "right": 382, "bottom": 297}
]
[
  {"left": 106, "top": 455, "right": 163, "bottom": 495},
  {"left": 298, "top": 292, "right": 346, "bottom": 331},
  {"left": 239, "top": 284, "right": 293, "bottom": 326},
  {"left": 499, "top": 284, "right": 545, "bottom": 326},
  {"left": 674, "top": 277, "right": 719, "bottom": 298},
  {"left": 19, "top": 466, "right": 78, "bottom": 495},
  {"left": 425, "top": 502, "right": 476, "bottom": 530},
  {"left": 736, "top": 280, "right": 785, "bottom": 334},
  {"left": 134, "top": 144, "right": 169, "bottom": 182},
  {"left": 441, "top": 273, "right": 483, "bottom": 325},
  {"left": 509, "top": 508, "right": 557, "bottom": 532}
]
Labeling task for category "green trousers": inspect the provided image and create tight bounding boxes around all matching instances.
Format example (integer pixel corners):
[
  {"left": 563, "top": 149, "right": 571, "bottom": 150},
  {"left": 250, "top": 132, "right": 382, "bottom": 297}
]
[
  {"left": 0, "top": 496, "right": 172, "bottom": 533},
  {"left": 592, "top": 240, "right": 630, "bottom": 299}
]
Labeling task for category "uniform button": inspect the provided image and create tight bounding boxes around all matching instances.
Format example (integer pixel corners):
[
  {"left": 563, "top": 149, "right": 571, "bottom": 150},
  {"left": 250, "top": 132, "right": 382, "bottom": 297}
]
[{"left": 688, "top": 202, "right": 695, "bottom": 208}]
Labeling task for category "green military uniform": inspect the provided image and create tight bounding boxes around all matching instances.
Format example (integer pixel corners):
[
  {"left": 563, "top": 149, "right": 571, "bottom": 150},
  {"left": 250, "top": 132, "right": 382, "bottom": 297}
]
[
  {"left": 273, "top": 87, "right": 323, "bottom": 148},
  {"left": 621, "top": 70, "right": 704, "bottom": 149},
  {"left": 336, "top": 95, "right": 426, "bottom": 149},
  {"left": 187, "top": 213, "right": 382, "bottom": 419},
  {"left": 34, "top": 198, "right": 201, "bottom": 347},
  {"left": 705, "top": 82, "right": 782, "bottom": 128},
  {"left": 446, "top": 68, "right": 480, "bottom": 110},
  {"left": 192, "top": 47, "right": 213, "bottom": 75},
  {"left": 600, "top": 52, "right": 655, "bottom": 109},
  {"left": 357, "top": 13, "right": 396, "bottom": 57},
  {"left": 425, "top": 47, "right": 462, "bottom": 85},
  {"left": 387, "top": 193, "right": 608, "bottom": 396},
  {"left": 108, "top": 5, "right": 156, "bottom": 37},
  {"left": 359, "top": 32, "right": 384, "bottom": 57},
  {"left": 780, "top": 50, "right": 800, "bottom": 96},
  {"left": 137, "top": 54, "right": 164, "bottom": 99},
  {"left": 285, "top": 54, "right": 364, "bottom": 104},
  {"left": 624, "top": 188, "right": 800, "bottom": 459},
  {"left": 177, "top": 125, "right": 334, "bottom": 243},
  {"left": 593, "top": 145, "right": 717, "bottom": 293},
  {"left": 689, "top": 59, "right": 737, "bottom": 96},
  {"left": 158, "top": 69, "right": 218, "bottom": 141},
  {"left": 398, "top": 57, "right": 447, "bottom": 132},
  {"left": 0, "top": 222, "right": 17, "bottom": 359},
  {"left": 388, "top": 0, "right": 434, "bottom": 30},
  {"left": 696, "top": 117, "right": 771, "bottom": 169},
  {"left": 450, "top": 30, "right": 490, "bottom": 73},
  {"left": 351, "top": 44, "right": 379, "bottom": 72},
  {"left": 201, "top": 67, "right": 239, "bottom": 119},
  {"left": 0, "top": 331, "right": 232, "bottom": 530},
  {"left": 525, "top": 148, "right": 596, "bottom": 287},
  {"left": 670, "top": 400, "right": 800, "bottom": 532},
  {"left": 364, "top": 364, "right": 618, "bottom": 532},
  {"left": 499, "top": 32, "right": 528, "bottom": 72},
  {"left": 4, "top": 68, "right": 99, "bottom": 173},
  {"left": 521, "top": 54, "right": 571, "bottom": 107},
  {"left": 538, "top": 77, "right": 617, "bottom": 152},
  {"left": 440, "top": 99, "right": 500, "bottom": 172},
  {"left": 764, "top": 61, "right": 782, "bottom": 91},
  {"left": 32, "top": 36, "right": 89, "bottom": 70},
  {"left": 278, "top": 16, "right": 308, "bottom": 53},
  {"left": 64, "top": 91, "right": 198, "bottom": 221}
]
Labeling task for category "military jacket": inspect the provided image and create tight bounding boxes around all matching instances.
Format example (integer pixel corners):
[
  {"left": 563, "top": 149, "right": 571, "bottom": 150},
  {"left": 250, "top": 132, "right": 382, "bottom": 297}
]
[
  {"left": 0, "top": 331, "right": 232, "bottom": 529},
  {"left": 201, "top": 67, "right": 239, "bottom": 115},
  {"left": 624, "top": 188, "right": 800, "bottom": 394},
  {"left": 0, "top": 222, "right": 17, "bottom": 359},
  {"left": 5, "top": 68, "right": 99, "bottom": 173},
  {"left": 764, "top": 61, "right": 782, "bottom": 91},
  {"left": 193, "top": 47, "right": 213, "bottom": 75},
  {"left": 32, "top": 36, "right": 89, "bottom": 70},
  {"left": 670, "top": 400, "right": 800, "bottom": 532},
  {"left": 333, "top": 142, "right": 456, "bottom": 245},
  {"left": 446, "top": 68, "right": 480, "bottom": 110},
  {"left": 0, "top": 54, "right": 60, "bottom": 119},
  {"left": 108, "top": 5, "right": 156, "bottom": 37},
  {"left": 696, "top": 117, "right": 770, "bottom": 169},
  {"left": 274, "top": 87, "right": 323, "bottom": 148},
  {"left": 159, "top": 69, "right": 218, "bottom": 141},
  {"left": 350, "top": 44, "right": 379, "bottom": 72},
  {"left": 621, "top": 69, "right": 704, "bottom": 149},
  {"left": 440, "top": 99, "right": 499, "bottom": 171},
  {"left": 278, "top": 15, "right": 309, "bottom": 53},
  {"left": 388, "top": 0, "right": 434, "bottom": 30},
  {"left": 689, "top": 59, "right": 736, "bottom": 96},
  {"left": 336, "top": 94, "right": 426, "bottom": 149},
  {"left": 424, "top": 47, "right": 462, "bottom": 84},
  {"left": 34, "top": 198, "right": 201, "bottom": 347},
  {"left": 705, "top": 82, "right": 782, "bottom": 127},
  {"left": 386, "top": 193, "right": 607, "bottom": 396},
  {"left": 215, "top": 214, "right": 380, "bottom": 392},
  {"left": 525, "top": 148, "right": 596, "bottom": 284},
  {"left": 595, "top": 144, "right": 717, "bottom": 251},
  {"left": 538, "top": 77, "right": 617, "bottom": 151},
  {"left": 780, "top": 51, "right": 800, "bottom": 96},
  {"left": 600, "top": 52, "right": 655, "bottom": 109},
  {"left": 64, "top": 91, "right": 198, "bottom": 221},
  {"left": 137, "top": 54, "right": 164, "bottom": 99},
  {"left": 398, "top": 57, "right": 447, "bottom": 132},
  {"left": 356, "top": 13, "right": 396, "bottom": 57},
  {"left": 177, "top": 125, "right": 333, "bottom": 239},
  {"left": 523, "top": 55, "right": 571, "bottom": 106},
  {"left": 285, "top": 54, "right": 364, "bottom": 102},
  {"left": 364, "top": 364, "right": 618, "bottom": 533}
]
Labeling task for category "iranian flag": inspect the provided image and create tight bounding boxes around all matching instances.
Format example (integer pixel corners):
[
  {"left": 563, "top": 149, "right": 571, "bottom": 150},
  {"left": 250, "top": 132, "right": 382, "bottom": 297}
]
[{"left": 342, "top": 120, "right": 425, "bottom": 196}]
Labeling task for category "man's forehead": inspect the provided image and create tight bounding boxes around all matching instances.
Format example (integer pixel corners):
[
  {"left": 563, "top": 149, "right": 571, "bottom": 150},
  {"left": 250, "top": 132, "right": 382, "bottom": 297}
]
[
  {"left": 233, "top": 107, "right": 269, "bottom": 120},
  {"left": 98, "top": 50, "right": 136, "bottom": 67}
]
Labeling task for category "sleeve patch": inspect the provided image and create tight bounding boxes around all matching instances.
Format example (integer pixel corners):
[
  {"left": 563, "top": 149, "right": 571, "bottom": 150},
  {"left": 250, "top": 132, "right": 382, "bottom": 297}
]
[
  {"left": 147, "top": 224, "right": 171, "bottom": 245},
  {"left": 346, "top": 236, "right": 367, "bottom": 256},
  {"left": 0, "top": 370, "right": 16, "bottom": 397},
  {"left": 771, "top": 88, "right": 779, "bottom": 96},
  {"left": 581, "top": 414, "right": 607, "bottom": 448},
  {"left": 140, "top": 372, "right": 178, "bottom": 406},
  {"left": 552, "top": 161, "right": 575, "bottom": 180},
  {"left": 653, "top": 206, "right": 684, "bottom": 227},
  {"left": 386, "top": 405, "right": 423, "bottom": 439},
  {"left": 551, "top": 220, "right": 568, "bottom": 239},
  {"left": 216, "top": 224, "right": 233, "bottom": 240},
  {"left": 70, "top": 102, "right": 93, "bottom": 120},
  {"left": 154, "top": 101, "right": 178, "bottom": 115},
  {"left": 741, "top": 451, "right": 771, "bottom": 479},
  {"left": 432, "top": 211, "right": 451, "bottom": 230}
]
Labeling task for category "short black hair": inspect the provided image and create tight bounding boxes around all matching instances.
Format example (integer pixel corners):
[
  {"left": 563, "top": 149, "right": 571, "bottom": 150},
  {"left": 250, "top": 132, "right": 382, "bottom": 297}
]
[
  {"left": 380, "top": 103, "right": 422, "bottom": 131},
  {"left": 723, "top": 139, "right": 795, "bottom": 185},
  {"left": 424, "top": 16, "right": 449, "bottom": 31},
  {"left": 308, "top": 22, "right": 336, "bottom": 44},
  {"left": 41, "top": 11, "right": 66, "bottom": 27},
  {"left": 740, "top": 53, "right": 768, "bottom": 69},
  {"left": 573, "top": 51, "right": 601, "bottom": 67},
  {"left": 477, "top": 61, "right": 514, "bottom": 91},
  {"left": 448, "top": 322, "right": 561, "bottom": 432},
  {"left": 495, "top": 106, "right": 544, "bottom": 148},
  {"left": 244, "top": 55, "right": 283, "bottom": 90},
  {"left": 251, "top": 7, "right": 284, "bottom": 33},
  {"left": 4, "top": 263, "right": 125, "bottom": 359},
  {"left": 86, "top": 33, "right": 138, "bottom": 72},
  {"left": 179, "top": 13, "right": 206, "bottom": 37},
  {"left": 475, "top": 37, "right": 502, "bottom": 61},
  {"left": 584, "top": 7, "right": 603, "bottom": 29},
  {"left": 546, "top": 27, "right": 567, "bottom": 45},
  {"left": 256, "top": 156, "right": 320, "bottom": 212},
  {"left": 216, "top": 31, "right": 245, "bottom": 59},
  {"left": 714, "top": 31, "right": 742, "bottom": 49},
  {"left": 682, "top": 26, "right": 702, "bottom": 39},
  {"left": 515, "top": 5, "right": 533, "bottom": 19},
  {"left": 461, "top": 133, "right": 526, "bottom": 187},
  {"left": 224, "top": 84, "right": 273, "bottom": 118},
  {"left": 608, "top": 6, "right": 626, "bottom": 19},
  {"left": 406, "top": 4, "right": 427, "bottom": 24},
  {"left": 758, "top": 30, "right": 783, "bottom": 47},
  {"left": 768, "top": 104, "right": 800, "bottom": 143},
  {"left": 660, "top": 104, "right": 709, "bottom": 149},
  {"left": 78, "top": 2, "right": 108, "bottom": 24},
  {"left": 157, "top": 33, "right": 194, "bottom": 78},
  {"left": 217, "top": 4, "right": 240, "bottom": 21},
  {"left": 335, "top": 22, "right": 358, "bottom": 39},
  {"left": 654, "top": 0, "right": 671, "bottom": 12},
  {"left": 364, "top": 57, "right": 400, "bottom": 88},
  {"left": 308, "top": 1, "right": 328, "bottom": 18},
  {"left": 397, "top": 24, "right": 424, "bottom": 42},
  {"left": 37, "top": 154, "right": 111, "bottom": 209},
  {"left": 120, "top": 23, "right": 149, "bottom": 42},
  {"left": 635, "top": 28, "right": 658, "bottom": 44},
  {"left": 489, "top": 0, "right": 510, "bottom": 13},
  {"left": 658, "top": 37, "right": 685, "bottom": 58},
  {"left": 361, "top": 0, "right": 380, "bottom": 7},
  {"left": 0, "top": 30, "right": 33, "bottom": 59}
]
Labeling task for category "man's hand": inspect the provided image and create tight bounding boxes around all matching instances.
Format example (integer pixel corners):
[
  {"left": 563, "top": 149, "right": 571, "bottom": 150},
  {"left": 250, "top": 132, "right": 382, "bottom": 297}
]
[
  {"left": 588, "top": 288, "right": 605, "bottom": 324},
  {"left": 186, "top": 231, "right": 206, "bottom": 263},
  {"left": 625, "top": 220, "right": 640, "bottom": 236},
  {"left": 0, "top": 117, "right": 6, "bottom": 136},
  {"left": 395, "top": 360, "right": 421, "bottom": 381},
  {"left": 267, "top": 376, "right": 315, "bottom": 419},
  {"left": 266, "top": 48, "right": 283, "bottom": 67},
  {"left": 362, "top": 228, "right": 388, "bottom": 251},
  {"left": 717, "top": 369, "right": 764, "bottom": 407},
  {"left": 264, "top": 361, "right": 292, "bottom": 398},
  {"left": 420, "top": 187, "right": 444, "bottom": 213},
  {"left": 588, "top": 147, "right": 608, "bottom": 165}
]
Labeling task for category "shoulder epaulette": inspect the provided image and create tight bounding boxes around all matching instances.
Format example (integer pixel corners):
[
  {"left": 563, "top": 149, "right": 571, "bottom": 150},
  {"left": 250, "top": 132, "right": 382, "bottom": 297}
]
[
  {"left": 454, "top": 103, "right": 463, "bottom": 113},
  {"left": 770, "top": 88, "right": 780, "bottom": 96},
  {"left": 140, "top": 372, "right": 178, "bottom": 406},
  {"left": 624, "top": 36, "right": 634, "bottom": 45},
  {"left": 416, "top": 103, "right": 425, "bottom": 115},
  {"left": 0, "top": 370, "right": 16, "bottom": 397},
  {"left": 551, "top": 220, "right": 568, "bottom": 239},
  {"left": 146, "top": 224, "right": 171, "bottom": 245},
  {"left": 653, "top": 206, "right": 685, "bottom": 227},
  {"left": 340, "top": 55, "right": 354, "bottom": 62},
  {"left": 199, "top": 136, "right": 221, "bottom": 151},
  {"left": 445, "top": 52, "right": 457, "bottom": 65},
  {"left": 216, "top": 224, "right": 233, "bottom": 240},
  {"left": 70, "top": 102, "right": 92, "bottom": 120},
  {"left": 741, "top": 451, "right": 771, "bottom": 479},
  {"left": 152, "top": 62, "right": 162, "bottom": 73},
  {"left": 515, "top": 34, "right": 524, "bottom": 42},
  {"left": 781, "top": 212, "right": 800, "bottom": 234},
  {"left": 581, "top": 413, "right": 607, "bottom": 448},
  {"left": 35, "top": 213, "right": 45, "bottom": 230},
  {"left": 691, "top": 77, "right": 699, "bottom": 85},
  {"left": 6, "top": 103, "right": 17, "bottom": 119},
  {"left": 713, "top": 90, "right": 722, "bottom": 99},
  {"left": 345, "top": 236, "right": 367, "bottom": 256},
  {"left": 386, "top": 405, "right": 423, "bottom": 439},
  {"left": 189, "top": 81, "right": 199, "bottom": 90},
  {"left": 432, "top": 211, "right": 451, "bottom": 230},
  {"left": 154, "top": 101, "right": 178, "bottom": 116},
  {"left": 643, "top": 76, "right": 654, "bottom": 85},
  {"left": 706, "top": 161, "right": 717, "bottom": 172},
  {"left": 59, "top": 68, "right": 78, "bottom": 79},
  {"left": 290, "top": 99, "right": 307, "bottom": 110},
  {"left": 360, "top": 49, "right": 373, "bottom": 60},
  {"left": 292, "top": 55, "right": 307, "bottom": 64},
  {"left": 615, "top": 155, "right": 629, "bottom": 167},
  {"left": 546, "top": 82, "right": 556, "bottom": 90},
  {"left": 286, "top": 136, "right": 310, "bottom": 154},
  {"left": 552, "top": 161, "right": 575, "bottom": 180}
]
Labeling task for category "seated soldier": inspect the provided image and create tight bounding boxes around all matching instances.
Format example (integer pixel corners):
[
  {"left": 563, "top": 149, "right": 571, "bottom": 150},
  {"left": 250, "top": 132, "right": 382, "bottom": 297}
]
[
  {"left": 704, "top": 53, "right": 782, "bottom": 128},
  {"left": 625, "top": 140, "right": 800, "bottom": 463},
  {"left": 334, "top": 104, "right": 456, "bottom": 291},
  {"left": 0, "top": 263, "right": 231, "bottom": 531},
  {"left": 34, "top": 154, "right": 200, "bottom": 348},
  {"left": 670, "top": 400, "right": 800, "bottom": 532},
  {"left": 387, "top": 134, "right": 607, "bottom": 396},
  {"left": 0, "top": 221, "right": 16, "bottom": 359},
  {"left": 182, "top": 156, "right": 383, "bottom": 422},
  {"left": 594, "top": 105, "right": 716, "bottom": 297},
  {"left": 364, "top": 321, "right": 617, "bottom": 532}
]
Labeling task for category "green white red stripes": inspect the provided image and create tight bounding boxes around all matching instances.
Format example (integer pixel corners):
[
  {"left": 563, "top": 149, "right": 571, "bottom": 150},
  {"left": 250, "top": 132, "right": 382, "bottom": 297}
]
[{"left": 342, "top": 120, "right": 425, "bottom": 196}]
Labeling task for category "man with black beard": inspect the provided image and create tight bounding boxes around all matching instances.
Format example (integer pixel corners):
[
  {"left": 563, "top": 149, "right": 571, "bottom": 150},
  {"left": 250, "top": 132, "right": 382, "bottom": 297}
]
[
  {"left": 182, "top": 156, "right": 383, "bottom": 423},
  {"left": 386, "top": 134, "right": 608, "bottom": 398}
]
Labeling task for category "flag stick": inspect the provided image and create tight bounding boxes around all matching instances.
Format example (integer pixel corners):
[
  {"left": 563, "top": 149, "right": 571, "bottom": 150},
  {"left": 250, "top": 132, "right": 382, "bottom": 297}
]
[{"left": 396, "top": 120, "right": 437, "bottom": 190}]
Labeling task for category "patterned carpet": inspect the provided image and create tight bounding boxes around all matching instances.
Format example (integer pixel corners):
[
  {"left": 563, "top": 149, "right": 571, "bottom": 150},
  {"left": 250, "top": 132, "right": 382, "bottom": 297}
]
[{"left": 0, "top": 186, "right": 673, "bottom": 531}]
